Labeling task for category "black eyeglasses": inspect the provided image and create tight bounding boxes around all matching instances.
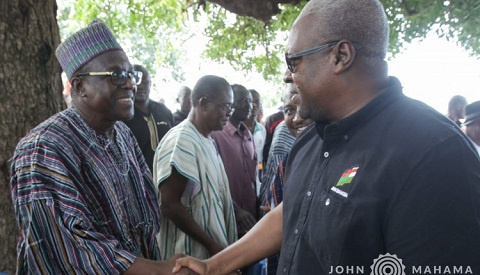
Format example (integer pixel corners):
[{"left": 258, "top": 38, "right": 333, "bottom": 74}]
[
  {"left": 203, "top": 97, "right": 234, "bottom": 113},
  {"left": 76, "top": 70, "right": 143, "bottom": 86},
  {"left": 285, "top": 41, "right": 362, "bottom": 73}
]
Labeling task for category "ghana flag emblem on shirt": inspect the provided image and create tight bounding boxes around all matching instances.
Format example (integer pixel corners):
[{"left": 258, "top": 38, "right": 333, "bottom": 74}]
[{"left": 336, "top": 166, "right": 359, "bottom": 187}]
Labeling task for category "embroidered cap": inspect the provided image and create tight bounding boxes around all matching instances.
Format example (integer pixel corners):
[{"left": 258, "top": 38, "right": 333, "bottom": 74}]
[
  {"left": 55, "top": 19, "right": 123, "bottom": 80},
  {"left": 463, "top": 101, "right": 480, "bottom": 126}
]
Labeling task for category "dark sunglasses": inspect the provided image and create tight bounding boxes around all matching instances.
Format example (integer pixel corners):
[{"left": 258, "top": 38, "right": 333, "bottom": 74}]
[
  {"left": 285, "top": 41, "right": 362, "bottom": 73},
  {"left": 76, "top": 70, "right": 143, "bottom": 86}
]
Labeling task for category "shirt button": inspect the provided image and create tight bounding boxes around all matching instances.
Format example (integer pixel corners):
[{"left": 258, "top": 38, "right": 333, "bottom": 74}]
[
  {"left": 307, "top": 191, "right": 312, "bottom": 196},
  {"left": 324, "top": 152, "right": 329, "bottom": 158},
  {"left": 325, "top": 198, "right": 330, "bottom": 206},
  {"left": 294, "top": 228, "right": 298, "bottom": 234},
  {"left": 283, "top": 268, "right": 287, "bottom": 273}
]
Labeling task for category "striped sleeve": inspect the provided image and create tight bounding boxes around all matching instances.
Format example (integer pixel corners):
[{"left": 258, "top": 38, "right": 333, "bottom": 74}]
[
  {"left": 260, "top": 122, "right": 295, "bottom": 203},
  {"left": 15, "top": 199, "right": 136, "bottom": 274},
  {"left": 10, "top": 135, "right": 136, "bottom": 274},
  {"left": 154, "top": 125, "right": 202, "bottom": 196}
]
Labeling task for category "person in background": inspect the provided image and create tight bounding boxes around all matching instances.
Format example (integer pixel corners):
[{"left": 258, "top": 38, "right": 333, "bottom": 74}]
[
  {"left": 262, "top": 106, "right": 285, "bottom": 167},
  {"left": 62, "top": 78, "right": 72, "bottom": 107},
  {"left": 260, "top": 86, "right": 313, "bottom": 275},
  {"left": 211, "top": 84, "right": 257, "bottom": 238},
  {"left": 153, "top": 75, "right": 237, "bottom": 260},
  {"left": 256, "top": 100, "right": 264, "bottom": 124},
  {"left": 463, "top": 101, "right": 480, "bottom": 154},
  {"left": 245, "top": 89, "right": 267, "bottom": 197},
  {"left": 173, "top": 86, "right": 192, "bottom": 125},
  {"left": 447, "top": 94, "right": 467, "bottom": 127},
  {"left": 259, "top": 84, "right": 313, "bottom": 216},
  {"left": 174, "top": 0, "right": 480, "bottom": 273},
  {"left": 124, "top": 64, "right": 174, "bottom": 172},
  {"left": 211, "top": 84, "right": 259, "bottom": 275},
  {"left": 10, "top": 19, "right": 185, "bottom": 274},
  {"left": 259, "top": 86, "right": 296, "bottom": 207}
]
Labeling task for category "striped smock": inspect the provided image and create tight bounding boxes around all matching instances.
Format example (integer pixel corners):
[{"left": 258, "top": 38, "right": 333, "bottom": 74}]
[
  {"left": 9, "top": 108, "right": 161, "bottom": 274},
  {"left": 154, "top": 120, "right": 237, "bottom": 259},
  {"left": 259, "top": 121, "right": 295, "bottom": 207}
]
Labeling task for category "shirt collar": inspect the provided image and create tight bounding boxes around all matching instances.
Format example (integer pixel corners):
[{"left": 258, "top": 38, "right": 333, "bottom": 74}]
[
  {"left": 225, "top": 120, "right": 249, "bottom": 137},
  {"left": 316, "top": 76, "right": 404, "bottom": 140}
]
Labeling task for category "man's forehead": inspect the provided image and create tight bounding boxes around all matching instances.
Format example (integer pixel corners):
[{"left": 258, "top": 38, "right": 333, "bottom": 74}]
[
  {"left": 213, "top": 88, "right": 233, "bottom": 101},
  {"left": 287, "top": 14, "right": 317, "bottom": 52},
  {"left": 179, "top": 89, "right": 191, "bottom": 97},
  {"left": 234, "top": 89, "right": 251, "bottom": 100},
  {"left": 88, "top": 50, "right": 131, "bottom": 69}
]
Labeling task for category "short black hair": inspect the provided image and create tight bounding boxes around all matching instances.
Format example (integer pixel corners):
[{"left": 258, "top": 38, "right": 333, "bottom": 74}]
[
  {"left": 191, "top": 75, "right": 231, "bottom": 106},
  {"left": 231, "top": 84, "right": 249, "bottom": 99},
  {"left": 133, "top": 64, "right": 150, "bottom": 78},
  {"left": 249, "top": 89, "right": 260, "bottom": 99}
]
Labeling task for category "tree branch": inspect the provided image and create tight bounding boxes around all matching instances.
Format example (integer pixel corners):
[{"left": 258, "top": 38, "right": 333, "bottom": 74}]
[{"left": 206, "top": 0, "right": 303, "bottom": 22}]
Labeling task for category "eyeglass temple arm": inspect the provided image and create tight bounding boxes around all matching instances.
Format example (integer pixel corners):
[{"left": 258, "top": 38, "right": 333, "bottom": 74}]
[{"left": 82, "top": 72, "right": 113, "bottom": 76}]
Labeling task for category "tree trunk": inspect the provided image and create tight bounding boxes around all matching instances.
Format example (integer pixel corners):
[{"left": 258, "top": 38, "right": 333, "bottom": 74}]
[{"left": 0, "top": 0, "right": 63, "bottom": 273}]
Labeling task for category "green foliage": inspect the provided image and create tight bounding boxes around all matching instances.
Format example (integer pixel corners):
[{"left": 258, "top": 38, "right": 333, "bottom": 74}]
[
  {"left": 204, "top": 7, "right": 273, "bottom": 81},
  {"left": 202, "top": 2, "right": 307, "bottom": 83},
  {"left": 202, "top": 0, "right": 480, "bottom": 79},
  {"left": 201, "top": 0, "right": 355, "bottom": 82},
  {"left": 57, "top": 0, "right": 480, "bottom": 84},
  {"left": 383, "top": 0, "right": 480, "bottom": 57},
  {"left": 57, "top": 0, "right": 188, "bottom": 81}
]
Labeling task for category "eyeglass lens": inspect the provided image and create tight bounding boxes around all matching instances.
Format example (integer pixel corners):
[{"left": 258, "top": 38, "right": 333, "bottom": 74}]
[
  {"left": 285, "top": 53, "right": 294, "bottom": 73},
  {"left": 111, "top": 70, "right": 142, "bottom": 86},
  {"left": 204, "top": 97, "right": 234, "bottom": 113}
]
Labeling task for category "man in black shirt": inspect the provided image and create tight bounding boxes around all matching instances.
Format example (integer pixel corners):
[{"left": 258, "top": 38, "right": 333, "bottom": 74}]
[
  {"left": 124, "top": 64, "right": 174, "bottom": 172},
  {"left": 173, "top": 0, "right": 480, "bottom": 274}
]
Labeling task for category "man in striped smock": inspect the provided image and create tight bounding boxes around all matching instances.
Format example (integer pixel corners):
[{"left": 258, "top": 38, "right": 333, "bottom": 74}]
[
  {"left": 9, "top": 20, "right": 185, "bottom": 274},
  {"left": 154, "top": 75, "right": 237, "bottom": 260}
]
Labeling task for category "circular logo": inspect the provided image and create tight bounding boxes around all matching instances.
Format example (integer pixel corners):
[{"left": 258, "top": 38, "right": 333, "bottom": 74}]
[{"left": 370, "top": 253, "right": 405, "bottom": 275}]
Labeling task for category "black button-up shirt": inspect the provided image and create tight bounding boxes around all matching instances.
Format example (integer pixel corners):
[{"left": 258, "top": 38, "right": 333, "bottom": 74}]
[
  {"left": 124, "top": 101, "right": 174, "bottom": 172},
  {"left": 279, "top": 77, "right": 480, "bottom": 274}
]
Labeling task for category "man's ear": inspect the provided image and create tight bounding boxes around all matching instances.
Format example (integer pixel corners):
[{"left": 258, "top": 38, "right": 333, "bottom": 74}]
[
  {"left": 198, "top": 97, "right": 209, "bottom": 110},
  {"left": 333, "top": 40, "right": 356, "bottom": 74},
  {"left": 71, "top": 77, "right": 87, "bottom": 97}
]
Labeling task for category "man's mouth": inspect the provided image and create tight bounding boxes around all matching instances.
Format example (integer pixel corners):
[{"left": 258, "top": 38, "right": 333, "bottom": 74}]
[
  {"left": 118, "top": 98, "right": 133, "bottom": 102},
  {"left": 117, "top": 94, "right": 134, "bottom": 103}
]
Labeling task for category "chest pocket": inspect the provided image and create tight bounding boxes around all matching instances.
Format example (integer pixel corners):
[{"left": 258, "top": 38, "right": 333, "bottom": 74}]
[
  {"left": 156, "top": 121, "right": 171, "bottom": 132},
  {"left": 304, "top": 189, "right": 356, "bottom": 265}
]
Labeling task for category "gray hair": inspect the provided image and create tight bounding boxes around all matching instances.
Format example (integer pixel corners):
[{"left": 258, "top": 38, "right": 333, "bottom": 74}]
[
  {"left": 191, "top": 75, "right": 231, "bottom": 106},
  {"left": 300, "top": 0, "right": 389, "bottom": 60}
]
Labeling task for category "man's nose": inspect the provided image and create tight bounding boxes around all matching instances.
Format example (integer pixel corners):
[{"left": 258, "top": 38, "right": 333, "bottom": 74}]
[
  {"left": 283, "top": 69, "right": 293, "bottom": 83},
  {"left": 293, "top": 109, "right": 302, "bottom": 123},
  {"left": 123, "top": 74, "right": 136, "bottom": 90},
  {"left": 247, "top": 101, "right": 253, "bottom": 111}
]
